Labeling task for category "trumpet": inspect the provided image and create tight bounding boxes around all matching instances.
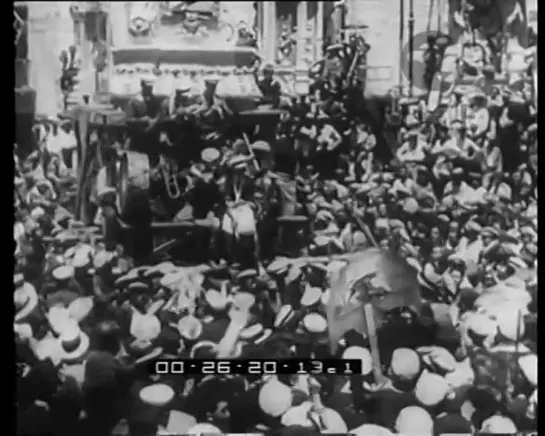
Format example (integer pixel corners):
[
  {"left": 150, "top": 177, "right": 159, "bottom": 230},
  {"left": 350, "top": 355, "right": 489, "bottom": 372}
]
[{"left": 159, "top": 155, "right": 181, "bottom": 199}]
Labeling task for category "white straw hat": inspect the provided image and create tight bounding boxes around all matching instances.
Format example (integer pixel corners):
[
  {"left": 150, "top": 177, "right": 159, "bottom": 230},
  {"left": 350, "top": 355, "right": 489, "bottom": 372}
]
[
  {"left": 395, "top": 406, "right": 434, "bottom": 436},
  {"left": 342, "top": 346, "right": 373, "bottom": 375},
  {"left": 259, "top": 378, "right": 292, "bottom": 417},
  {"left": 68, "top": 296, "right": 94, "bottom": 323},
  {"left": 139, "top": 383, "right": 175, "bottom": 407},
  {"left": 57, "top": 320, "right": 91, "bottom": 362},
  {"left": 186, "top": 423, "right": 221, "bottom": 435},
  {"left": 300, "top": 286, "right": 322, "bottom": 307},
  {"left": 14, "top": 281, "right": 39, "bottom": 322},
  {"left": 177, "top": 315, "right": 203, "bottom": 341},
  {"left": 52, "top": 265, "right": 75, "bottom": 281},
  {"left": 159, "top": 410, "right": 197, "bottom": 434},
  {"left": 130, "top": 312, "right": 161, "bottom": 342},
  {"left": 303, "top": 313, "right": 328, "bottom": 333}
]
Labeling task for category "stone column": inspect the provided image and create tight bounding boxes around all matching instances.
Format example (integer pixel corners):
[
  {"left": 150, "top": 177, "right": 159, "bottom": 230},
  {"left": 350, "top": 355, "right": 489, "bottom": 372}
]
[
  {"left": 294, "top": 1, "right": 310, "bottom": 94},
  {"left": 296, "top": 1, "right": 308, "bottom": 68},
  {"left": 315, "top": 1, "right": 324, "bottom": 59},
  {"left": 261, "top": 1, "right": 276, "bottom": 65},
  {"left": 109, "top": 2, "right": 128, "bottom": 47}
]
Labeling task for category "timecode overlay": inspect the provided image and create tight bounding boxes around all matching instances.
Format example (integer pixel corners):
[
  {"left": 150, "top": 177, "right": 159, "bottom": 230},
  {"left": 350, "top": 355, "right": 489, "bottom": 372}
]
[{"left": 149, "top": 359, "right": 362, "bottom": 375}]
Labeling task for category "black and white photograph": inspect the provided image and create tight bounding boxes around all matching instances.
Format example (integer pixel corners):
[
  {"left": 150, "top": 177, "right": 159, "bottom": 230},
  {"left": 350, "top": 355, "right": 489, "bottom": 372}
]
[{"left": 14, "top": 1, "right": 537, "bottom": 435}]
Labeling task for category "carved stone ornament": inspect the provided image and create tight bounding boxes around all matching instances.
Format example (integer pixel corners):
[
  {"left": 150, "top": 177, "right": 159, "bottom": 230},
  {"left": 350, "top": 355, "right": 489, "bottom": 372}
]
[
  {"left": 128, "top": 2, "right": 160, "bottom": 37},
  {"left": 14, "top": 10, "right": 24, "bottom": 46}
]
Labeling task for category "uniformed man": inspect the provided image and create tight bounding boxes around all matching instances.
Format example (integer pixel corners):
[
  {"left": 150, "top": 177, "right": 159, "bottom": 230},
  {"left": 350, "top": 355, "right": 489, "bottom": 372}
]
[
  {"left": 126, "top": 79, "right": 164, "bottom": 150},
  {"left": 161, "top": 82, "right": 193, "bottom": 119},
  {"left": 258, "top": 64, "right": 281, "bottom": 108},
  {"left": 194, "top": 76, "right": 232, "bottom": 126},
  {"left": 126, "top": 78, "right": 162, "bottom": 121},
  {"left": 323, "top": 44, "right": 345, "bottom": 84}
]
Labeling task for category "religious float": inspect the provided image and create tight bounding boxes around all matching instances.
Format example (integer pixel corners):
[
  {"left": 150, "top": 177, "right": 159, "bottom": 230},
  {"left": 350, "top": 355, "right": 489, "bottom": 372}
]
[
  {"left": 65, "top": 2, "right": 300, "bottom": 258},
  {"left": 377, "top": 0, "right": 536, "bottom": 139},
  {"left": 424, "top": 0, "right": 535, "bottom": 111}
]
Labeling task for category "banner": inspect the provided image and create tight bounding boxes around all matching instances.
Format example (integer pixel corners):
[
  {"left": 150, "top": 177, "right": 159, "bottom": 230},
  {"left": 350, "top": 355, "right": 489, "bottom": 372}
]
[{"left": 326, "top": 248, "right": 421, "bottom": 352}]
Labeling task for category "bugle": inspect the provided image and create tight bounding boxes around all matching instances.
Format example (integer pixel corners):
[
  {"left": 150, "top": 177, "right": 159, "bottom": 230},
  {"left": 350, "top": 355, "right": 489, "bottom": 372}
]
[{"left": 160, "top": 156, "right": 181, "bottom": 199}]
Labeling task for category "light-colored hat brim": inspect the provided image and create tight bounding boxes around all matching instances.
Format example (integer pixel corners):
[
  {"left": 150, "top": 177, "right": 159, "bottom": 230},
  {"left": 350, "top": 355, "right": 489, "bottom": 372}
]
[
  {"left": 139, "top": 383, "right": 175, "bottom": 407},
  {"left": 15, "top": 283, "right": 39, "bottom": 322},
  {"left": 59, "top": 331, "right": 90, "bottom": 362}
]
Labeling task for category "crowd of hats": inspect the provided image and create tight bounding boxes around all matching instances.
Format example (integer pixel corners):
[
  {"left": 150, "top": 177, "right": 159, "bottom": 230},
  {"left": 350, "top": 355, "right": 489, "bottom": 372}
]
[{"left": 15, "top": 82, "right": 538, "bottom": 436}]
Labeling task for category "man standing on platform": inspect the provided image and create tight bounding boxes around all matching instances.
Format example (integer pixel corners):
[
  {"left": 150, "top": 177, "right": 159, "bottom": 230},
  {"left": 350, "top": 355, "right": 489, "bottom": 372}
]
[{"left": 258, "top": 64, "right": 282, "bottom": 108}]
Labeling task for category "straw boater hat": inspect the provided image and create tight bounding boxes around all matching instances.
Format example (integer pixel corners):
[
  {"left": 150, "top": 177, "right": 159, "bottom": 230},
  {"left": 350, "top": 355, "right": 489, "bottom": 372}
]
[
  {"left": 228, "top": 154, "right": 253, "bottom": 170},
  {"left": 480, "top": 415, "right": 517, "bottom": 434},
  {"left": 237, "top": 269, "right": 258, "bottom": 281},
  {"left": 139, "top": 383, "right": 175, "bottom": 407},
  {"left": 177, "top": 315, "right": 203, "bottom": 341},
  {"left": 14, "top": 274, "right": 39, "bottom": 323},
  {"left": 186, "top": 423, "right": 221, "bottom": 435},
  {"left": 417, "top": 346, "right": 457, "bottom": 373},
  {"left": 68, "top": 296, "right": 94, "bottom": 323},
  {"left": 414, "top": 370, "right": 449, "bottom": 407},
  {"left": 342, "top": 346, "right": 373, "bottom": 375},
  {"left": 57, "top": 320, "right": 91, "bottom": 363},
  {"left": 201, "top": 147, "right": 220, "bottom": 164},
  {"left": 390, "top": 348, "right": 421, "bottom": 381},
  {"left": 52, "top": 265, "right": 75, "bottom": 281},
  {"left": 159, "top": 411, "right": 197, "bottom": 434},
  {"left": 274, "top": 304, "right": 296, "bottom": 328},
  {"left": 395, "top": 406, "right": 434, "bottom": 436},
  {"left": 259, "top": 378, "right": 293, "bottom": 417},
  {"left": 302, "top": 313, "right": 328, "bottom": 334},
  {"left": 72, "top": 253, "right": 91, "bottom": 270},
  {"left": 351, "top": 424, "right": 394, "bottom": 436},
  {"left": 266, "top": 258, "right": 291, "bottom": 276},
  {"left": 300, "top": 286, "right": 322, "bottom": 308},
  {"left": 251, "top": 140, "right": 271, "bottom": 153},
  {"left": 33, "top": 334, "right": 63, "bottom": 365},
  {"left": 205, "top": 289, "right": 229, "bottom": 311},
  {"left": 130, "top": 311, "right": 161, "bottom": 343}
]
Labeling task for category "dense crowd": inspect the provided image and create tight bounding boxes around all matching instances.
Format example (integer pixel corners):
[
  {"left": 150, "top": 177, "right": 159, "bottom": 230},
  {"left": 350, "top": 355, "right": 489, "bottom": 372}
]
[{"left": 14, "top": 55, "right": 538, "bottom": 436}]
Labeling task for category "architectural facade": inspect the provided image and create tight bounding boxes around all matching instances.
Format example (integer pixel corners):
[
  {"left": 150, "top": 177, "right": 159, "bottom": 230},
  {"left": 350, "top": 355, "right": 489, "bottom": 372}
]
[{"left": 61, "top": 1, "right": 334, "bottom": 96}]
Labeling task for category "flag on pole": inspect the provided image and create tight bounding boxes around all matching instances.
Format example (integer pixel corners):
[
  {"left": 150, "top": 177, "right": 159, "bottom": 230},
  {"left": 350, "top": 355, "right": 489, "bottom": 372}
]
[{"left": 326, "top": 249, "right": 421, "bottom": 353}]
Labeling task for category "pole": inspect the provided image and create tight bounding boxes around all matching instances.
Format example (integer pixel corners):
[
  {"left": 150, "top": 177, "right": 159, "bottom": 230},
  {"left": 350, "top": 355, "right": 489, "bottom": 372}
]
[
  {"left": 408, "top": 0, "right": 415, "bottom": 96},
  {"left": 398, "top": 0, "right": 404, "bottom": 88}
]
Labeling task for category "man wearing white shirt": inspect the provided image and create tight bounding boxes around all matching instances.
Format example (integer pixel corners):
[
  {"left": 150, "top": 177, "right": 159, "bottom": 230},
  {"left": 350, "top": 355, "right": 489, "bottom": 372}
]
[
  {"left": 443, "top": 168, "right": 480, "bottom": 207},
  {"left": 46, "top": 121, "right": 78, "bottom": 174},
  {"left": 456, "top": 221, "right": 483, "bottom": 277},
  {"left": 396, "top": 130, "right": 427, "bottom": 164}
]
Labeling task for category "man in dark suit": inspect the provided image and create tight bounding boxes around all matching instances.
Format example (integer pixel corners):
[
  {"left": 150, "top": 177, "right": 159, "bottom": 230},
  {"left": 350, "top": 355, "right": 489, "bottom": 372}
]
[{"left": 258, "top": 64, "right": 282, "bottom": 108}]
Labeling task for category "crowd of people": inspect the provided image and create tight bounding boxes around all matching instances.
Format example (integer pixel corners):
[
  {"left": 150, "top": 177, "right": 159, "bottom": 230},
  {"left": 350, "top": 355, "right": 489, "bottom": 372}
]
[{"left": 15, "top": 42, "right": 538, "bottom": 436}]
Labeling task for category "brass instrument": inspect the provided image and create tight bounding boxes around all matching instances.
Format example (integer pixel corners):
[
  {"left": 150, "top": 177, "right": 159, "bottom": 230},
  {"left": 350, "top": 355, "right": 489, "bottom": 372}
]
[{"left": 159, "top": 155, "right": 181, "bottom": 199}]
